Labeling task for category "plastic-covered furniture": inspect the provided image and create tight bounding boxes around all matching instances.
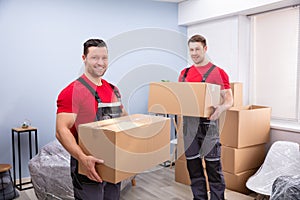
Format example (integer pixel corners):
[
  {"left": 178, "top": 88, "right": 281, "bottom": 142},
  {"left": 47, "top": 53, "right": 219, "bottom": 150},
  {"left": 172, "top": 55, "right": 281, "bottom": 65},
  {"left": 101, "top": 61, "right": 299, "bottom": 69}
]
[
  {"left": 270, "top": 175, "right": 300, "bottom": 200},
  {"left": 246, "top": 141, "right": 300, "bottom": 196},
  {"left": 29, "top": 140, "right": 134, "bottom": 200}
]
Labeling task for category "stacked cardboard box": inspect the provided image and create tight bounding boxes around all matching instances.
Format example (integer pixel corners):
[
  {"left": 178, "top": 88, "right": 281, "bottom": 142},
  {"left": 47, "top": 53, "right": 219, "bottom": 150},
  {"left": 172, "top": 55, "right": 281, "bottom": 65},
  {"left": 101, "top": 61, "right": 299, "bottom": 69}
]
[
  {"left": 78, "top": 114, "right": 170, "bottom": 184},
  {"left": 220, "top": 83, "right": 271, "bottom": 194}
]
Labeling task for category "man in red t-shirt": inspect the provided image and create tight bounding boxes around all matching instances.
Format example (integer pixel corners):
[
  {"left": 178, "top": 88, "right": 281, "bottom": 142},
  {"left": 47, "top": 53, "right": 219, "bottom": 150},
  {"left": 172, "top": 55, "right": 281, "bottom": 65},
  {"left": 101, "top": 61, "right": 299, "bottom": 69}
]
[
  {"left": 56, "top": 39, "right": 127, "bottom": 200},
  {"left": 178, "top": 35, "right": 233, "bottom": 200}
]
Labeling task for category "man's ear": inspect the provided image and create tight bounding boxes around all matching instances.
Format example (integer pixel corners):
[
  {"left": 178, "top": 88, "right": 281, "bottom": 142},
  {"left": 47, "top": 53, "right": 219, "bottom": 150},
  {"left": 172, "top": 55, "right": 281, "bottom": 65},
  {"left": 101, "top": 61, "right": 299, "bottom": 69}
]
[{"left": 82, "top": 55, "right": 86, "bottom": 63}]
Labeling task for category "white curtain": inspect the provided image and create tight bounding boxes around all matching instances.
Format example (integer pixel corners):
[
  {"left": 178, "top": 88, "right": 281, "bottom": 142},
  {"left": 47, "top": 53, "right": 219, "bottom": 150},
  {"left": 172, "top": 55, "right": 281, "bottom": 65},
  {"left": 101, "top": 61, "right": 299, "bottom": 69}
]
[{"left": 251, "top": 6, "right": 300, "bottom": 121}]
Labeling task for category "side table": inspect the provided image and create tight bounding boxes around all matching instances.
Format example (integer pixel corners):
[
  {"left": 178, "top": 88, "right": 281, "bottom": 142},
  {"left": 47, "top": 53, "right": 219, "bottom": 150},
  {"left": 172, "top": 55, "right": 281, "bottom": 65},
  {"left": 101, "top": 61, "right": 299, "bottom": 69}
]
[{"left": 11, "top": 127, "right": 38, "bottom": 190}]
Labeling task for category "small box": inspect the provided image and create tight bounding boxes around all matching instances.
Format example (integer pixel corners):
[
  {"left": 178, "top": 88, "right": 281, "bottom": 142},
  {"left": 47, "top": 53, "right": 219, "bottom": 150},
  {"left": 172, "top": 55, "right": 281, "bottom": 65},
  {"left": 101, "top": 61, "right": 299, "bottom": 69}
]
[
  {"left": 221, "top": 144, "right": 266, "bottom": 174},
  {"left": 230, "top": 82, "right": 243, "bottom": 107},
  {"left": 175, "top": 159, "right": 191, "bottom": 185},
  {"left": 78, "top": 114, "right": 170, "bottom": 183},
  {"left": 223, "top": 169, "right": 257, "bottom": 194},
  {"left": 220, "top": 105, "right": 271, "bottom": 148},
  {"left": 175, "top": 115, "right": 185, "bottom": 161},
  {"left": 177, "top": 136, "right": 186, "bottom": 161},
  {"left": 148, "top": 82, "right": 220, "bottom": 117}
]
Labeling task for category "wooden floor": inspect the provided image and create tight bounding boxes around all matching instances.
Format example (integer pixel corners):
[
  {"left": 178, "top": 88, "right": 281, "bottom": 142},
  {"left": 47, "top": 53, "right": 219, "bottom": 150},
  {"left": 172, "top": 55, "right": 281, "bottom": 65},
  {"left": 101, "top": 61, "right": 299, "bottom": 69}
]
[{"left": 17, "top": 166, "right": 256, "bottom": 200}]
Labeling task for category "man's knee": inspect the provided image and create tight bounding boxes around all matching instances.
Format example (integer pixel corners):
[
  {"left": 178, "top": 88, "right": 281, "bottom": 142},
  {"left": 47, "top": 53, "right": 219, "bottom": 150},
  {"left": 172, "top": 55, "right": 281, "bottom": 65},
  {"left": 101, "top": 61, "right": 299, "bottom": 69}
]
[
  {"left": 205, "top": 160, "right": 223, "bottom": 183},
  {"left": 186, "top": 157, "right": 205, "bottom": 178}
]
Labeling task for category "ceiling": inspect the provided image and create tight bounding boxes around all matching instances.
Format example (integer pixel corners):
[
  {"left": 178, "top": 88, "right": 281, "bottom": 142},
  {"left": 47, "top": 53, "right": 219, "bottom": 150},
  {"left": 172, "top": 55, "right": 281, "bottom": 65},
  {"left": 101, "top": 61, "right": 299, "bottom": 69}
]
[{"left": 153, "top": 0, "right": 186, "bottom": 3}]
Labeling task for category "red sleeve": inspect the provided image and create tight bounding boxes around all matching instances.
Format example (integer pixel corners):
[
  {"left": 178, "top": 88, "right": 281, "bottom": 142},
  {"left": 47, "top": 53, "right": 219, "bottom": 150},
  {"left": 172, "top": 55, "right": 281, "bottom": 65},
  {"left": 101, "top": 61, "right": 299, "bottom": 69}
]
[
  {"left": 56, "top": 83, "right": 80, "bottom": 114},
  {"left": 218, "top": 68, "right": 231, "bottom": 90}
]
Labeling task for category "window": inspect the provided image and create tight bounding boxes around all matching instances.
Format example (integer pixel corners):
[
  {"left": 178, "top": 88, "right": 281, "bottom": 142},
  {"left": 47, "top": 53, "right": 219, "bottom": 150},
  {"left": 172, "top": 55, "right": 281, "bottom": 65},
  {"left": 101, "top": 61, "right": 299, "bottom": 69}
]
[{"left": 250, "top": 6, "right": 300, "bottom": 127}]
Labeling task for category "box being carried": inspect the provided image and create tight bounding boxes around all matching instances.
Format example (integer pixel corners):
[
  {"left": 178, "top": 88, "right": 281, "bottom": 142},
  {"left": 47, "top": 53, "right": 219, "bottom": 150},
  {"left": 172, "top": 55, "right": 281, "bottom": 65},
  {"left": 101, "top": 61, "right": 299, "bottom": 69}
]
[
  {"left": 78, "top": 114, "right": 170, "bottom": 183},
  {"left": 148, "top": 82, "right": 220, "bottom": 117}
]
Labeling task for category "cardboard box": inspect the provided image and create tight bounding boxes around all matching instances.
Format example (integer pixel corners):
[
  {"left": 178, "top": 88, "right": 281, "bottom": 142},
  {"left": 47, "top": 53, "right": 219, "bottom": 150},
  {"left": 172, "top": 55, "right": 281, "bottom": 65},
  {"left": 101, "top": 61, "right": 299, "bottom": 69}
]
[
  {"left": 78, "top": 114, "right": 170, "bottom": 183},
  {"left": 177, "top": 136, "right": 186, "bottom": 161},
  {"left": 175, "top": 159, "right": 191, "bottom": 185},
  {"left": 176, "top": 115, "right": 185, "bottom": 161},
  {"left": 230, "top": 82, "right": 243, "bottom": 107},
  {"left": 173, "top": 115, "right": 186, "bottom": 160},
  {"left": 175, "top": 159, "right": 210, "bottom": 191},
  {"left": 148, "top": 82, "right": 220, "bottom": 117},
  {"left": 220, "top": 105, "right": 271, "bottom": 148},
  {"left": 223, "top": 169, "right": 257, "bottom": 194},
  {"left": 221, "top": 144, "right": 266, "bottom": 174}
]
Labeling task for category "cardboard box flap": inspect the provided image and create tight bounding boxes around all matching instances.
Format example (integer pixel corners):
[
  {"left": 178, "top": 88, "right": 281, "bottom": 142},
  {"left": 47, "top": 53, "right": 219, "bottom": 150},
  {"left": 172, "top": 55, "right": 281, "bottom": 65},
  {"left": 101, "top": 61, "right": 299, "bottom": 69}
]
[
  {"left": 79, "top": 114, "right": 146, "bottom": 128},
  {"left": 79, "top": 114, "right": 168, "bottom": 138},
  {"left": 228, "top": 105, "right": 271, "bottom": 112}
]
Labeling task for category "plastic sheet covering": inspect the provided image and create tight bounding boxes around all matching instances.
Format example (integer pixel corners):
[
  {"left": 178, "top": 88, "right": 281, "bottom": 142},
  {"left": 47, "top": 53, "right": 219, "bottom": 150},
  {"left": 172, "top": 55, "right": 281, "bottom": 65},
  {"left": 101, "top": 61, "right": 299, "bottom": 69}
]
[
  {"left": 270, "top": 175, "right": 300, "bottom": 200},
  {"left": 29, "top": 140, "right": 134, "bottom": 199},
  {"left": 29, "top": 140, "right": 73, "bottom": 200},
  {"left": 246, "top": 141, "right": 300, "bottom": 196}
]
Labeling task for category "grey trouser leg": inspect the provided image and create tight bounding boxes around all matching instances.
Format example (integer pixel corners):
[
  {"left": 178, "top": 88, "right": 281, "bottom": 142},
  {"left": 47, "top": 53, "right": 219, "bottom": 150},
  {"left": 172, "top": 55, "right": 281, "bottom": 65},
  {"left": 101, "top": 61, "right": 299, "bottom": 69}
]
[
  {"left": 205, "top": 160, "right": 225, "bottom": 200},
  {"left": 186, "top": 157, "right": 208, "bottom": 200},
  {"left": 71, "top": 157, "right": 121, "bottom": 200},
  {"left": 183, "top": 116, "right": 225, "bottom": 200}
]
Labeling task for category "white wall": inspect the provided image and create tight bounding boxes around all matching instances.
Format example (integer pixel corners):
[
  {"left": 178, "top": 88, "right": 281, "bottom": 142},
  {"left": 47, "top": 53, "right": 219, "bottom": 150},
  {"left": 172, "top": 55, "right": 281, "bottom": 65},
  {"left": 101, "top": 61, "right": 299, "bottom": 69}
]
[
  {"left": 187, "top": 16, "right": 251, "bottom": 106},
  {"left": 0, "top": 0, "right": 187, "bottom": 177},
  {"left": 267, "top": 129, "right": 300, "bottom": 150},
  {"left": 178, "top": 0, "right": 299, "bottom": 25}
]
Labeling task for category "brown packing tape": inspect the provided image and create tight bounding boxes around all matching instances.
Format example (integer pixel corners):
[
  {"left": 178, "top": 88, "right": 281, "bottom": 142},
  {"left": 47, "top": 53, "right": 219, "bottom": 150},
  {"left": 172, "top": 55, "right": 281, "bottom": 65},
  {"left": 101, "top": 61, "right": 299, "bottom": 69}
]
[{"left": 80, "top": 114, "right": 160, "bottom": 131}]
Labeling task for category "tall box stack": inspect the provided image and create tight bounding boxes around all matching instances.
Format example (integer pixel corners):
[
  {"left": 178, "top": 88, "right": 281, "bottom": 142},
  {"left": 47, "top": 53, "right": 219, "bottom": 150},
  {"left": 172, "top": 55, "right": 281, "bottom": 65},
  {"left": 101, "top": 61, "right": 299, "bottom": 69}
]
[{"left": 220, "top": 83, "right": 271, "bottom": 194}]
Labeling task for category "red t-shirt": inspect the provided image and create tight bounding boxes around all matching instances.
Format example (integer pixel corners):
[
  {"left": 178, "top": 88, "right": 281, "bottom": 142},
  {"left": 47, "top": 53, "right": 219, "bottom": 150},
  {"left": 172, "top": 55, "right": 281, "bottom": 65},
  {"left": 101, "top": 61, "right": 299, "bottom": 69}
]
[
  {"left": 56, "top": 74, "right": 122, "bottom": 139},
  {"left": 178, "top": 62, "right": 230, "bottom": 90}
]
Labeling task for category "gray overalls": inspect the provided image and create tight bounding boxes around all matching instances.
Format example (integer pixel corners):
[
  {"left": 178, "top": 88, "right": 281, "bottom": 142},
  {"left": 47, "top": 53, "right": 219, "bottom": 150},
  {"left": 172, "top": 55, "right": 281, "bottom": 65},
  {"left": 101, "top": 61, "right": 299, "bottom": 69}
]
[
  {"left": 181, "top": 66, "right": 225, "bottom": 200},
  {"left": 71, "top": 77, "right": 123, "bottom": 200}
]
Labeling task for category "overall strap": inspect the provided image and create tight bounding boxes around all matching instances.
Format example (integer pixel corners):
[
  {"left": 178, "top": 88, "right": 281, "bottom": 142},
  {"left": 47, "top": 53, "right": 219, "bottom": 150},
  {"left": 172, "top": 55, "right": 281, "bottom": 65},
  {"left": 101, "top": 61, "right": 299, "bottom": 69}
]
[
  {"left": 201, "top": 65, "right": 216, "bottom": 82},
  {"left": 181, "top": 67, "right": 191, "bottom": 82},
  {"left": 109, "top": 83, "right": 121, "bottom": 100},
  {"left": 77, "top": 77, "right": 120, "bottom": 102},
  {"left": 77, "top": 77, "right": 101, "bottom": 103}
]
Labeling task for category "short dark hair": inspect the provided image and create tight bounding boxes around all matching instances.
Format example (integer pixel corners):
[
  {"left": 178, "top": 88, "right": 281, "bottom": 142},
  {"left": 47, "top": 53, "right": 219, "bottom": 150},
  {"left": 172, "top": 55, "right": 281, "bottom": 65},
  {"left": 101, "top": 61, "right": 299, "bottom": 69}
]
[
  {"left": 83, "top": 39, "right": 107, "bottom": 56},
  {"left": 188, "top": 34, "right": 207, "bottom": 47}
]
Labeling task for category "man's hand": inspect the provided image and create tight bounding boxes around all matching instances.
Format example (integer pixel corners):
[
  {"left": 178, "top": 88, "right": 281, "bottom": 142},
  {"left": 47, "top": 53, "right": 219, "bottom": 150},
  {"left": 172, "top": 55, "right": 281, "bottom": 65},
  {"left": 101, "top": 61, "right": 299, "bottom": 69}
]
[
  {"left": 80, "top": 155, "right": 104, "bottom": 182},
  {"left": 209, "top": 89, "right": 233, "bottom": 121},
  {"left": 209, "top": 105, "right": 223, "bottom": 121}
]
